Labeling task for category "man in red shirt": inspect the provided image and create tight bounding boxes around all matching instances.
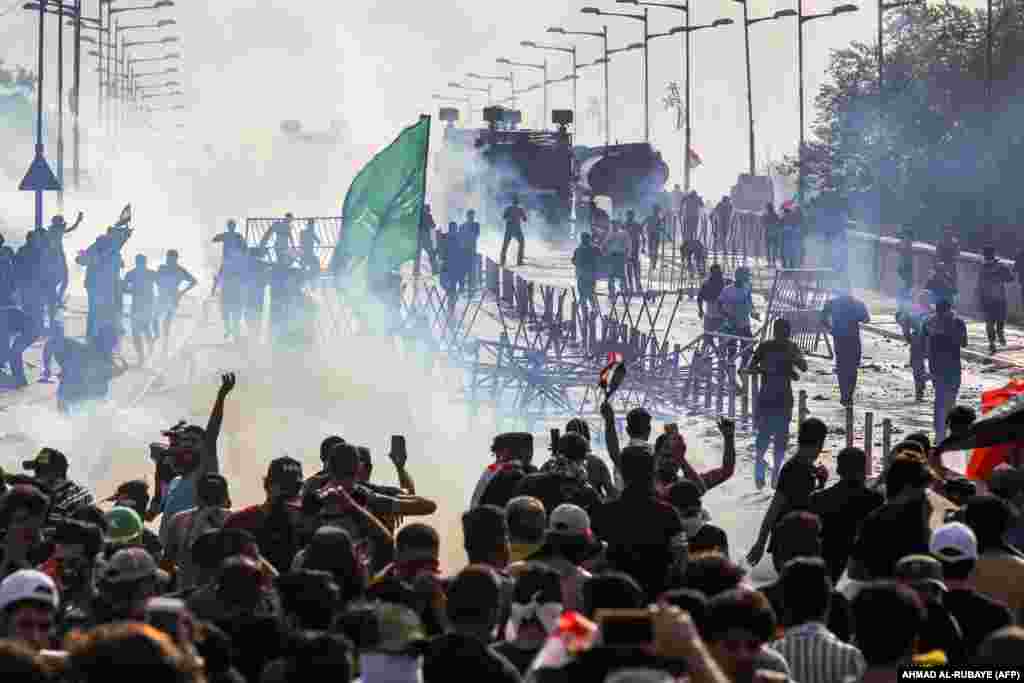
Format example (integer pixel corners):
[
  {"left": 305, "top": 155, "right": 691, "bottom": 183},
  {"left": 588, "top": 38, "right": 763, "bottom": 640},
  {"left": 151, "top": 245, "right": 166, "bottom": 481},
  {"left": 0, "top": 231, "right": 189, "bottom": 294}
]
[{"left": 224, "top": 457, "right": 304, "bottom": 573}]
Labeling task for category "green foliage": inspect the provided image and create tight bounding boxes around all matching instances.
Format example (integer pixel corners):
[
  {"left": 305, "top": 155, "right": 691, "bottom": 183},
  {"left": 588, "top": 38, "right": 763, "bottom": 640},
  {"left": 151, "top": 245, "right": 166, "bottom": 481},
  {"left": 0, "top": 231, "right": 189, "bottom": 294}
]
[{"left": 799, "top": 0, "right": 1024, "bottom": 252}]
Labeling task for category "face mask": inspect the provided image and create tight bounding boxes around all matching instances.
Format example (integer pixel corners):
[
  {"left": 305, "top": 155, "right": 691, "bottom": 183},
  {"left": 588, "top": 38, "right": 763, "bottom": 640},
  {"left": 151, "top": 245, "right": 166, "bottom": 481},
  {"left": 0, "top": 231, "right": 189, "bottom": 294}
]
[{"left": 505, "top": 594, "right": 564, "bottom": 642}]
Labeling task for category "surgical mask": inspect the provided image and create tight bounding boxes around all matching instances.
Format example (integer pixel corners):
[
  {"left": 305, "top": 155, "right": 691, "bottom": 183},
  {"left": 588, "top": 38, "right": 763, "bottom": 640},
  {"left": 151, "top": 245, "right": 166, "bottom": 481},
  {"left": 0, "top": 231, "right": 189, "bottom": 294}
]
[
  {"left": 359, "top": 653, "right": 423, "bottom": 683},
  {"left": 504, "top": 594, "right": 564, "bottom": 642}
]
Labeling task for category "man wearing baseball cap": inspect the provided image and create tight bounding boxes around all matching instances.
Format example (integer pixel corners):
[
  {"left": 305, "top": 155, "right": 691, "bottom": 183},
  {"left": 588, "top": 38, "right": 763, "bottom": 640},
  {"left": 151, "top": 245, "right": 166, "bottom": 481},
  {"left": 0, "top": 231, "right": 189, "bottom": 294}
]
[
  {"left": 22, "top": 448, "right": 93, "bottom": 520},
  {"left": 893, "top": 554, "right": 966, "bottom": 664},
  {"left": 225, "top": 456, "right": 305, "bottom": 573},
  {"left": 0, "top": 569, "right": 60, "bottom": 651},
  {"left": 930, "top": 522, "right": 1014, "bottom": 658},
  {"left": 104, "top": 480, "right": 162, "bottom": 558}
]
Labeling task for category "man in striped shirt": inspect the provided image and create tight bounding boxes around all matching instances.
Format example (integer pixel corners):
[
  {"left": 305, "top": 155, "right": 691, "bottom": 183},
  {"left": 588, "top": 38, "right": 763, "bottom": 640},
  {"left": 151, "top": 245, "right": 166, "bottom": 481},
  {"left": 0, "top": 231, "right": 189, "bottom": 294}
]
[{"left": 769, "top": 557, "right": 866, "bottom": 683}]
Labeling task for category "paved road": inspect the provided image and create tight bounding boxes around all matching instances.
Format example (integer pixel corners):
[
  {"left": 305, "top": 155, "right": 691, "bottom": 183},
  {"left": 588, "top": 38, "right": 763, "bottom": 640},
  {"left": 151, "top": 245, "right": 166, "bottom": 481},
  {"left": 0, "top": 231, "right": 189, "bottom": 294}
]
[{"left": 477, "top": 235, "right": 1019, "bottom": 584}]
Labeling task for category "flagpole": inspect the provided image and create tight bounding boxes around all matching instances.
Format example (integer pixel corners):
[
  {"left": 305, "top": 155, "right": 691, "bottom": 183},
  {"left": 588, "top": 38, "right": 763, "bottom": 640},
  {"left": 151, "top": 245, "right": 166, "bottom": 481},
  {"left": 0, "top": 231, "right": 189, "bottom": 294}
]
[{"left": 414, "top": 113, "right": 432, "bottom": 283}]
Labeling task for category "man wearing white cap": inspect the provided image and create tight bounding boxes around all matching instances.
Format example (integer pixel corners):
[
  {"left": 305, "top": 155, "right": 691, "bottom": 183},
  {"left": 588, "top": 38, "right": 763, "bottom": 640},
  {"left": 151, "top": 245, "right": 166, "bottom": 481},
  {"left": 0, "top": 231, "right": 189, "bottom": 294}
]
[
  {"left": 930, "top": 522, "right": 1013, "bottom": 658},
  {"left": 0, "top": 569, "right": 59, "bottom": 651}
]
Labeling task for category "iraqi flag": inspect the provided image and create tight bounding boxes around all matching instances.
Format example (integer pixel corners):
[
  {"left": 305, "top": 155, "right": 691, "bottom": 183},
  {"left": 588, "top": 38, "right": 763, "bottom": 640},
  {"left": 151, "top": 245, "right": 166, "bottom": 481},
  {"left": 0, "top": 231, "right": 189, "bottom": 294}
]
[
  {"left": 599, "top": 352, "right": 626, "bottom": 399},
  {"left": 688, "top": 147, "right": 702, "bottom": 169},
  {"left": 115, "top": 203, "right": 132, "bottom": 227}
]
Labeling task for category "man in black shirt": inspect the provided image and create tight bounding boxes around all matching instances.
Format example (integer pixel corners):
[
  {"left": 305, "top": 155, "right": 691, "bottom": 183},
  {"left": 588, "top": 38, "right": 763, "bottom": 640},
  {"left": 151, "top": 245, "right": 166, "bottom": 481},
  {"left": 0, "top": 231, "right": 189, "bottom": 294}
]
[
  {"left": 809, "top": 446, "right": 884, "bottom": 584},
  {"left": 821, "top": 285, "right": 870, "bottom": 406},
  {"left": 922, "top": 297, "right": 967, "bottom": 442},
  {"left": 22, "top": 449, "right": 93, "bottom": 522},
  {"left": 500, "top": 195, "right": 527, "bottom": 268},
  {"left": 747, "top": 418, "right": 828, "bottom": 568},
  {"left": 424, "top": 565, "right": 521, "bottom": 683},
  {"left": 519, "top": 433, "right": 602, "bottom": 515},
  {"left": 471, "top": 433, "right": 536, "bottom": 509},
  {"left": 848, "top": 454, "right": 934, "bottom": 581},
  {"left": 748, "top": 319, "right": 809, "bottom": 489},
  {"left": 572, "top": 232, "right": 600, "bottom": 313},
  {"left": 930, "top": 521, "right": 1013, "bottom": 659},
  {"left": 591, "top": 446, "right": 685, "bottom": 601}
]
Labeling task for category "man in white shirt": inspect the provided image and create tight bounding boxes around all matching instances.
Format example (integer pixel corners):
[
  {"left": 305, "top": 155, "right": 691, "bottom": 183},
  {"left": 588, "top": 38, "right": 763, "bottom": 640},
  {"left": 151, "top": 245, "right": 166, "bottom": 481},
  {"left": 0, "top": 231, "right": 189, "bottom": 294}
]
[{"left": 769, "top": 557, "right": 865, "bottom": 683}]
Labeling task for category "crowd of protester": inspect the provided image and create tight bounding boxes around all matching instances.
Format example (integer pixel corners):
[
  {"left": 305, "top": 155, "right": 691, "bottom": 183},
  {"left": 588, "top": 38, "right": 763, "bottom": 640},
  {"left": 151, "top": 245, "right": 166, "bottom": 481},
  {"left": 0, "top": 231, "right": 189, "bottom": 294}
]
[{"left": 0, "top": 370, "right": 1020, "bottom": 682}]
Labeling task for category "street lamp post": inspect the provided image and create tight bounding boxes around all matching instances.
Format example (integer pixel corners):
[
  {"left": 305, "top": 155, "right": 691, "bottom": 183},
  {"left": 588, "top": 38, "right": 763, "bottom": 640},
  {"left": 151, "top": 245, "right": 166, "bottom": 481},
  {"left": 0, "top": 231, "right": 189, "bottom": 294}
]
[
  {"left": 496, "top": 57, "right": 549, "bottom": 128},
  {"left": 520, "top": 41, "right": 577, "bottom": 134},
  {"left": 734, "top": 3, "right": 797, "bottom": 176},
  {"left": 632, "top": 1, "right": 733, "bottom": 191},
  {"left": 23, "top": 0, "right": 80, "bottom": 200},
  {"left": 449, "top": 81, "right": 492, "bottom": 105},
  {"left": 619, "top": 1, "right": 690, "bottom": 185},
  {"left": 466, "top": 72, "right": 514, "bottom": 105},
  {"left": 794, "top": 3, "right": 858, "bottom": 202},
  {"left": 547, "top": 26, "right": 609, "bottom": 146},
  {"left": 582, "top": 6, "right": 650, "bottom": 142},
  {"left": 665, "top": 19, "right": 733, "bottom": 190}
]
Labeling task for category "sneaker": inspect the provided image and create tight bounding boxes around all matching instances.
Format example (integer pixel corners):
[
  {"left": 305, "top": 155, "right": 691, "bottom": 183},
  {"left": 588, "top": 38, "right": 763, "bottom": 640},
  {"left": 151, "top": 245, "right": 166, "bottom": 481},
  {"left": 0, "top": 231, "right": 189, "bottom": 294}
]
[{"left": 999, "top": 335, "right": 1008, "bottom": 346}]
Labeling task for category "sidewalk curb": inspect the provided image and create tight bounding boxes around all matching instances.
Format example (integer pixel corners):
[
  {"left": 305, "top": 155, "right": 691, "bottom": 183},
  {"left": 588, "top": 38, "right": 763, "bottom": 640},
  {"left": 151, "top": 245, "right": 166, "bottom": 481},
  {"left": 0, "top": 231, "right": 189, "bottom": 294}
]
[{"left": 861, "top": 323, "right": 1024, "bottom": 370}]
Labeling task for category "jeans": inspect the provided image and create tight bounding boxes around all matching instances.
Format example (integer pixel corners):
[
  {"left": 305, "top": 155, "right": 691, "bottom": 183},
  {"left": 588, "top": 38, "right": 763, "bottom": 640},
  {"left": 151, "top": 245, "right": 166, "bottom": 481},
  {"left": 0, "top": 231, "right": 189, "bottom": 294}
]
[
  {"left": 577, "top": 276, "right": 596, "bottom": 312},
  {"left": 834, "top": 336, "right": 862, "bottom": 403},
  {"left": 500, "top": 227, "right": 524, "bottom": 267},
  {"left": 755, "top": 410, "right": 791, "bottom": 487},
  {"left": 933, "top": 372, "right": 961, "bottom": 443},
  {"left": 909, "top": 335, "right": 927, "bottom": 396},
  {"left": 607, "top": 254, "right": 627, "bottom": 298}
]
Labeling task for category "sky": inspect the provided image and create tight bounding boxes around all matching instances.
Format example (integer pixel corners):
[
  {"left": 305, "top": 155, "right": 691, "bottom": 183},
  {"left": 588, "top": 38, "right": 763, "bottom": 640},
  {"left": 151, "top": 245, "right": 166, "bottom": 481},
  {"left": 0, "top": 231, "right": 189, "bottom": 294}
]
[{"left": 0, "top": 0, "right": 989, "bottom": 207}]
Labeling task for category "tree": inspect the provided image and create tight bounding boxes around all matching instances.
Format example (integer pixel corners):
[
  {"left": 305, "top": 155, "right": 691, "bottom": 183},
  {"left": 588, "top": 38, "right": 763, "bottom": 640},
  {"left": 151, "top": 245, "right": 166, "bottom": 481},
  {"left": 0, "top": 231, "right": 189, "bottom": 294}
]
[{"left": 798, "top": 0, "right": 1024, "bottom": 252}]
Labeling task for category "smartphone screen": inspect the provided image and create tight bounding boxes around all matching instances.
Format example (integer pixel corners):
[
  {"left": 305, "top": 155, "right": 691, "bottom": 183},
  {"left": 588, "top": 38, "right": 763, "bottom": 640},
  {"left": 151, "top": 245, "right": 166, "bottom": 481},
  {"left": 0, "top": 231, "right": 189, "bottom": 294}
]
[{"left": 600, "top": 614, "right": 654, "bottom": 647}]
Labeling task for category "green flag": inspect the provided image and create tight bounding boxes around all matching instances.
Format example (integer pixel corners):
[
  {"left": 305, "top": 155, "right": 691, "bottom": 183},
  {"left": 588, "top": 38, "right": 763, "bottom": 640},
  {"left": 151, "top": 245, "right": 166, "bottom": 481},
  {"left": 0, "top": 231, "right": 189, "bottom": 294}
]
[{"left": 334, "top": 115, "right": 431, "bottom": 278}]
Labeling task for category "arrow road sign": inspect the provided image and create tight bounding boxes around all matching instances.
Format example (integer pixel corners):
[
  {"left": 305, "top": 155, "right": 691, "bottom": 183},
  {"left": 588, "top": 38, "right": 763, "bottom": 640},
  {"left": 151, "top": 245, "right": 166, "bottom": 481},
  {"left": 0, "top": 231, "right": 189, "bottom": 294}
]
[{"left": 18, "top": 152, "right": 62, "bottom": 192}]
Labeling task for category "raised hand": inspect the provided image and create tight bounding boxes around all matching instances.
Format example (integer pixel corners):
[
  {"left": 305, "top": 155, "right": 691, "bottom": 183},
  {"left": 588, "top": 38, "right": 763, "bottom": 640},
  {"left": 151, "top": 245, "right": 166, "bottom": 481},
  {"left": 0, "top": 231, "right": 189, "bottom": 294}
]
[{"left": 219, "top": 372, "right": 236, "bottom": 396}]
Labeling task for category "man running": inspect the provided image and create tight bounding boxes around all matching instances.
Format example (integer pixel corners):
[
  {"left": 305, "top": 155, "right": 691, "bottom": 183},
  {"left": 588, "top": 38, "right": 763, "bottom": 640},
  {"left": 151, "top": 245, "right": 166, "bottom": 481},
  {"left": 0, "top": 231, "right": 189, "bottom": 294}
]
[
  {"left": 500, "top": 194, "right": 527, "bottom": 268},
  {"left": 821, "top": 282, "right": 870, "bottom": 406},
  {"left": 155, "top": 250, "right": 198, "bottom": 343},
  {"left": 44, "top": 211, "right": 83, "bottom": 316},
  {"left": 123, "top": 255, "right": 158, "bottom": 365},
  {"left": 923, "top": 296, "right": 967, "bottom": 442},
  {"left": 977, "top": 246, "right": 1013, "bottom": 354},
  {"left": 748, "top": 319, "right": 808, "bottom": 489},
  {"left": 211, "top": 220, "right": 246, "bottom": 295}
]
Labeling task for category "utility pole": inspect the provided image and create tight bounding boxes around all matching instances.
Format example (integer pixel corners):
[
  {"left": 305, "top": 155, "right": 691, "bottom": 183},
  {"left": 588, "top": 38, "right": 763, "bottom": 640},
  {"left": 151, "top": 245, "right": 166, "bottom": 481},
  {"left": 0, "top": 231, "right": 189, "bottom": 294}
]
[{"left": 73, "top": 0, "right": 81, "bottom": 190}]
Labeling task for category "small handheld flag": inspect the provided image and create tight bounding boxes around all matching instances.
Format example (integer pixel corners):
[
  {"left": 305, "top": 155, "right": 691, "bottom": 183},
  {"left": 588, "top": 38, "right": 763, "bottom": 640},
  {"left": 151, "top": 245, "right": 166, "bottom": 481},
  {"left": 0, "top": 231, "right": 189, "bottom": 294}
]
[
  {"left": 115, "top": 203, "right": 132, "bottom": 227},
  {"left": 688, "top": 147, "right": 703, "bottom": 169},
  {"left": 598, "top": 352, "right": 626, "bottom": 400}
]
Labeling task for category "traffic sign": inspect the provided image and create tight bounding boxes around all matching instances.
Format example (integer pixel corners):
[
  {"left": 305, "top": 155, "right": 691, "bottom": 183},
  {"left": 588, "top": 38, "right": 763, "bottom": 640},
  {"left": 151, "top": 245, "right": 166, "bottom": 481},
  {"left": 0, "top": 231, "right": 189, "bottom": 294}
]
[{"left": 18, "top": 152, "right": 62, "bottom": 192}]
